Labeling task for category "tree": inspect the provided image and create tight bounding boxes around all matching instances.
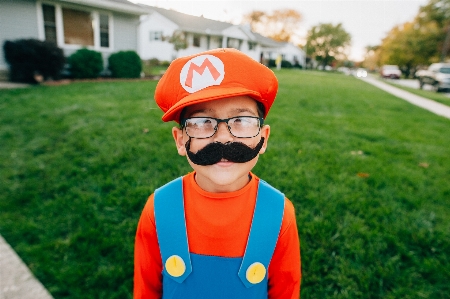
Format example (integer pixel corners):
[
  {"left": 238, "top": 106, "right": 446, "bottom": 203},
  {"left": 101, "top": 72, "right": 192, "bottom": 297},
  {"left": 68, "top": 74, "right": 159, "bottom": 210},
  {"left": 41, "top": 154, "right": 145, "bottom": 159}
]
[
  {"left": 416, "top": 0, "right": 450, "bottom": 61},
  {"left": 243, "top": 9, "right": 302, "bottom": 42},
  {"left": 168, "top": 30, "right": 188, "bottom": 52},
  {"left": 362, "top": 45, "right": 380, "bottom": 71},
  {"left": 378, "top": 20, "right": 442, "bottom": 77},
  {"left": 305, "top": 23, "right": 351, "bottom": 68}
]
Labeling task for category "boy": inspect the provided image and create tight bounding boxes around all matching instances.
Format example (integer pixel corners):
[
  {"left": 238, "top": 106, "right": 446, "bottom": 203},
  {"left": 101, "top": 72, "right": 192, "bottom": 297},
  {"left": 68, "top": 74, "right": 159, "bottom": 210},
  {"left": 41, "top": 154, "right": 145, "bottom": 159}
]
[{"left": 134, "top": 48, "right": 301, "bottom": 298}]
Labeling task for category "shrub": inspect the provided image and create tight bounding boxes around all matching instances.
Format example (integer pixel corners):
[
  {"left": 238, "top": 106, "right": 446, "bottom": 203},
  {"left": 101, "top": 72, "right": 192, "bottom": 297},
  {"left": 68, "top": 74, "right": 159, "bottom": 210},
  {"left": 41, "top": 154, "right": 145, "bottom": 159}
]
[
  {"left": 160, "top": 60, "right": 171, "bottom": 67},
  {"left": 281, "top": 60, "right": 293, "bottom": 68},
  {"left": 3, "top": 39, "right": 65, "bottom": 83},
  {"left": 148, "top": 58, "right": 160, "bottom": 66},
  {"left": 267, "top": 59, "right": 293, "bottom": 68},
  {"left": 108, "top": 51, "right": 142, "bottom": 78},
  {"left": 268, "top": 59, "right": 276, "bottom": 68},
  {"left": 68, "top": 48, "right": 103, "bottom": 79}
]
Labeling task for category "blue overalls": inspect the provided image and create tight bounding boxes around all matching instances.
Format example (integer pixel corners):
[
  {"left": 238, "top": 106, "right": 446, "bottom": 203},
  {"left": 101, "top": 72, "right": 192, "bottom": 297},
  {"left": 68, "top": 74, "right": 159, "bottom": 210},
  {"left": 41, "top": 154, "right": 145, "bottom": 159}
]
[{"left": 154, "top": 177, "right": 285, "bottom": 299}]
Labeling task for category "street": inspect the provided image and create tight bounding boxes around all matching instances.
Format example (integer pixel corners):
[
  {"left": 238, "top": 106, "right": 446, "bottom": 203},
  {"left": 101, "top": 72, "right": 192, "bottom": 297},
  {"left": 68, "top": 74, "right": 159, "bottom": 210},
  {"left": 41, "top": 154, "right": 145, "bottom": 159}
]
[{"left": 384, "top": 78, "right": 450, "bottom": 97}]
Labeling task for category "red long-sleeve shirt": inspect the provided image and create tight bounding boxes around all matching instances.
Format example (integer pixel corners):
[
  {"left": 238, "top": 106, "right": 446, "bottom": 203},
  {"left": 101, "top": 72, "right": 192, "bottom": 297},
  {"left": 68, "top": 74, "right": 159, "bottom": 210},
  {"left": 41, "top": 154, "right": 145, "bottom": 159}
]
[{"left": 134, "top": 172, "right": 301, "bottom": 298}]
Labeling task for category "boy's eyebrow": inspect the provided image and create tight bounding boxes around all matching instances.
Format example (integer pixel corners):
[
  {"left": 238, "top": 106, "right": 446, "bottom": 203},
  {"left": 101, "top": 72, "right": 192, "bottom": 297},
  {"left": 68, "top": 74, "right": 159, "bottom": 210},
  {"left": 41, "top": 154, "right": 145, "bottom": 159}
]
[
  {"left": 233, "top": 108, "right": 257, "bottom": 115},
  {"left": 187, "top": 108, "right": 257, "bottom": 117},
  {"left": 187, "top": 108, "right": 214, "bottom": 117}
]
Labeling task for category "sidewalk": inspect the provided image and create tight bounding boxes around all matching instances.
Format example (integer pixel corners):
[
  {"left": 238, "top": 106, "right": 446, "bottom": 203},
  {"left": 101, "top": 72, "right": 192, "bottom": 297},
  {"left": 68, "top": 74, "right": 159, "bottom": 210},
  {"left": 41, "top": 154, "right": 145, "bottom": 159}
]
[
  {"left": 361, "top": 76, "right": 450, "bottom": 119},
  {"left": 0, "top": 82, "right": 31, "bottom": 89},
  {"left": 0, "top": 235, "right": 53, "bottom": 299}
]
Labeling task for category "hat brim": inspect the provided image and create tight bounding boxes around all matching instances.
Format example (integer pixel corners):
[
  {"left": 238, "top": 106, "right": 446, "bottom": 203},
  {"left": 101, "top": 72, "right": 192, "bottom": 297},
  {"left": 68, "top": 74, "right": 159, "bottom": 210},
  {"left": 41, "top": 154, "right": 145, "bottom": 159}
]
[{"left": 161, "top": 86, "right": 264, "bottom": 123}]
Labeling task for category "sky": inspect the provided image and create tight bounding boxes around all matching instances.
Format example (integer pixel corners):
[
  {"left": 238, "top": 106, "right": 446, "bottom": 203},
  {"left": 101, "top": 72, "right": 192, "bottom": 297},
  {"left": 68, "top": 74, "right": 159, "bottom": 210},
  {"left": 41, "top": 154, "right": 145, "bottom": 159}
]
[{"left": 130, "top": 0, "right": 429, "bottom": 61}]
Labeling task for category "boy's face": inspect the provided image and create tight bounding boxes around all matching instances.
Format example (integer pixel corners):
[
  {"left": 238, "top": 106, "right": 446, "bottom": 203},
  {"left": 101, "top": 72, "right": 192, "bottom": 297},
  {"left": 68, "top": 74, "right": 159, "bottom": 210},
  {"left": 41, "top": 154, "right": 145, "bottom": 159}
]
[{"left": 172, "top": 95, "right": 270, "bottom": 193}]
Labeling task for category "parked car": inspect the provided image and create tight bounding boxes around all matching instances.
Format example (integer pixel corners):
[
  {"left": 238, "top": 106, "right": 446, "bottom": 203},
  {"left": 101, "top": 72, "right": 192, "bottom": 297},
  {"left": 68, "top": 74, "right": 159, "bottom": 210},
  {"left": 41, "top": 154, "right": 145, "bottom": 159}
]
[
  {"left": 380, "top": 65, "right": 402, "bottom": 79},
  {"left": 355, "top": 68, "right": 367, "bottom": 78},
  {"left": 415, "top": 63, "right": 450, "bottom": 92}
]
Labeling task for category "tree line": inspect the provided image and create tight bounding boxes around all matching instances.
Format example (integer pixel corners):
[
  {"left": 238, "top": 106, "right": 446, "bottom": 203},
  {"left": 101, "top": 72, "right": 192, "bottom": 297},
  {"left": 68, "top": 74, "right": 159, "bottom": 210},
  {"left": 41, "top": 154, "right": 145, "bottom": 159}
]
[
  {"left": 243, "top": 0, "right": 449, "bottom": 74},
  {"left": 243, "top": 9, "right": 351, "bottom": 69},
  {"left": 364, "top": 0, "right": 450, "bottom": 77}
]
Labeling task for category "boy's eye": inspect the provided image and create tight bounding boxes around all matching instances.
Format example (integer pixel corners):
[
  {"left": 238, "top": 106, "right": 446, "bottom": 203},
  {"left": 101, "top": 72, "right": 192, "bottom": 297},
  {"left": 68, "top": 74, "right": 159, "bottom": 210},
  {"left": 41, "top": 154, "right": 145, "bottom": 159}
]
[{"left": 186, "top": 118, "right": 215, "bottom": 127}]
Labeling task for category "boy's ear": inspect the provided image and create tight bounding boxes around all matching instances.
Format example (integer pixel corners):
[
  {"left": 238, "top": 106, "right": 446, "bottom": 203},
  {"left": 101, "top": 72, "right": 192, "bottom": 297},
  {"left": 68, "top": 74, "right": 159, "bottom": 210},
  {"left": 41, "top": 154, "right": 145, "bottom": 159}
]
[
  {"left": 258, "top": 125, "right": 270, "bottom": 154},
  {"left": 172, "top": 127, "right": 187, "bottom": 156}
]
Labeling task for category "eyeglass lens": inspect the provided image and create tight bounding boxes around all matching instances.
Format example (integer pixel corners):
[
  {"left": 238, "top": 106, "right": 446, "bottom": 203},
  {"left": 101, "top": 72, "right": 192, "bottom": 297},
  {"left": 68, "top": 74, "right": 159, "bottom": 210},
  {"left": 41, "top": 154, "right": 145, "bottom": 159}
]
[{"left": 184, "top": 117, "right": 262, "bottom": 138}]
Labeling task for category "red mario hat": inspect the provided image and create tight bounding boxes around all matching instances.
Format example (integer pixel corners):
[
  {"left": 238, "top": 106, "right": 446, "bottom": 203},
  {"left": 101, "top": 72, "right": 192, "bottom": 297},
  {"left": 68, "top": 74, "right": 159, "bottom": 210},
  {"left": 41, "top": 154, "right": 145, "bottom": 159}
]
[{"left": 154, "top": 48, "right": 278, "bottom": 122}]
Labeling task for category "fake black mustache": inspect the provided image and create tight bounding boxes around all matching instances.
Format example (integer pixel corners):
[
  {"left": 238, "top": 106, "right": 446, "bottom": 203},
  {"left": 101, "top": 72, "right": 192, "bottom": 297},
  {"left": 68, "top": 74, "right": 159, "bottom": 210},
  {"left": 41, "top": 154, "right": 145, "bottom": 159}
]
[{"left": 186, "top": 138, "right": 265, "bottom": 166}]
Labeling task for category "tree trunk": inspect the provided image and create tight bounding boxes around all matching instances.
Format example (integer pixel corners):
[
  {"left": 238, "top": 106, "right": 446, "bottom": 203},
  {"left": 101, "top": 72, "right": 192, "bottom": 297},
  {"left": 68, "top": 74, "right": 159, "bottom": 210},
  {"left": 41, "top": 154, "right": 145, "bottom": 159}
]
[{"left": 441, "top": 24, "right": 450, "bottom": 62}]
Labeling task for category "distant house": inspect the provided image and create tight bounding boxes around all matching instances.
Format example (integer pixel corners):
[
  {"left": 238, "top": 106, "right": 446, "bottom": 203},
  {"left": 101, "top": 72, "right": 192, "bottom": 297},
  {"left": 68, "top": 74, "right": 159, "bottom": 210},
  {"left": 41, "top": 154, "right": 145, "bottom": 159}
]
[
  {"left": 0, "top": 0, "right": 145, "bottom": 78},
  {"left": 137, "top": 5, "right": 305, "bottom": 67}
]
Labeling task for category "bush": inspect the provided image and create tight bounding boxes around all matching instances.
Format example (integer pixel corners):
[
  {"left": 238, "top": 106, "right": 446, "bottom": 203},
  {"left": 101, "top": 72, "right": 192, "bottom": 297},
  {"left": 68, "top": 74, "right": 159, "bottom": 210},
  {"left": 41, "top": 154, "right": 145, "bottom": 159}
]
[
  {"left": 281, "top": 60, "right": 293, "bottom": 68},
  {"left": 147, "top": 58, "right": 160, "bottom": 66},
  {"left": 160, "top": 60, "right": 171, "bottom": 67},
  {"left": 267, "top": 59, "right": 293, "bottom": 68},
  {"left": 268, "top": 59, "right": 276, "bottom": 68},
  {"left": 3, "top": 39, "right": 65, "bottom": 83},
  {"left": 108, "top": 51, "right": 142, "bottom": 78},
  {"left": 68, "top": 48, "right": 103, "bottom": 79}
]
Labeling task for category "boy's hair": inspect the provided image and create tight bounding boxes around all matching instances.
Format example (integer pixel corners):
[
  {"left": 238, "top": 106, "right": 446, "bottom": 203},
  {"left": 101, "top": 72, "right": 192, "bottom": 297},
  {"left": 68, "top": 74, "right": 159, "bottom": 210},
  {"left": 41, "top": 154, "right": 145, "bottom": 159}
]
[{"left": 178, "top": 100, "right": 266, "bottom": 127}]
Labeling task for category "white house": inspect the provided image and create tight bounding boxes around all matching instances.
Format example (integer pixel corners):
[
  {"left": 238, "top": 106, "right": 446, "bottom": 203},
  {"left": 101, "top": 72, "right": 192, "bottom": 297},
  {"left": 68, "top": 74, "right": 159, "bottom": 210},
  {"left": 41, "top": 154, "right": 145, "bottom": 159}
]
[
  {"left": 0, "top": 0, "right": 145, "bottom": 78},
  {"left": 137, "top": 5, "right": 305, "bottom": 67},
  {"left": 0, "top": 1, "right": 306, "bottom": 80}
]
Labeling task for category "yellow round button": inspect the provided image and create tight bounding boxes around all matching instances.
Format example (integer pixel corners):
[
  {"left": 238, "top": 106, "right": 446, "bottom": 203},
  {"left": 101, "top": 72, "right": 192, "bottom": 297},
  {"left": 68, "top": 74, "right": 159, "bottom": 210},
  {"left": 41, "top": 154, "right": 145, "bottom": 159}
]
[
  {"left": 165, "top": 255, "right": 186, "bottom": 277},
  {"left": 246, "top": 262, "right": 266, "bottom": 284}
]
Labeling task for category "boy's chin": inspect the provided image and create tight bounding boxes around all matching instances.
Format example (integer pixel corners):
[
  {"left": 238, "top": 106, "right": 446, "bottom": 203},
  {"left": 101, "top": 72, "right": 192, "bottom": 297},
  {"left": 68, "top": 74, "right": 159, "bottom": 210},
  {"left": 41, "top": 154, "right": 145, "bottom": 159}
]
[{"left": 187, "top": 156, "right": 259, "bottom": 191}]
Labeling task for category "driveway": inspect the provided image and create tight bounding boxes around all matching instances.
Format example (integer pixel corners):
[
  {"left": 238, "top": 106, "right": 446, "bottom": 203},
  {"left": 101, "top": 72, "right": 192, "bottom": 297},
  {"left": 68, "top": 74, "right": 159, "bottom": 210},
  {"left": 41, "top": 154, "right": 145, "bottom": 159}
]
[{"left": 384, "top": 78, "right": 450, "bottom": 97}]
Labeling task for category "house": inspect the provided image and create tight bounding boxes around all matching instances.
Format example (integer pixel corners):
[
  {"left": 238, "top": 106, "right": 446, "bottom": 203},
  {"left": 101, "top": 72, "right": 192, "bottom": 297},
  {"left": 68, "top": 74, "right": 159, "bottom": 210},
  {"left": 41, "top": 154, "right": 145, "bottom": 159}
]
[
  {"left": 137, "top": 5, "right": 305, "bottom": 67},
  {"left": 249, "top": 30, "right": 305, "bottom": 67},
  {"left": 0, "top": 0, "right": 145, "bottom": 79}
]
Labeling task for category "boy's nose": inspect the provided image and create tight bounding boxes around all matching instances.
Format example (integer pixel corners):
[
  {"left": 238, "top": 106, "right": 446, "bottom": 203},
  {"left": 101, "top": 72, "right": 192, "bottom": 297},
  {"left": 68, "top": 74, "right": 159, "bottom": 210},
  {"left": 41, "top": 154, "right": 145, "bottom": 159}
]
[{"left": 213, "top": 122, "right": 234, "bottom": 143}]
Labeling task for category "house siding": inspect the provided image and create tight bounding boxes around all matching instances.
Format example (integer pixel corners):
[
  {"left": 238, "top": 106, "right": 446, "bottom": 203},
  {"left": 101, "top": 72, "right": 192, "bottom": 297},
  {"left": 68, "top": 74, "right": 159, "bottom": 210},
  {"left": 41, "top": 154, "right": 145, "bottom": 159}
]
[
  {"left": 0, "top": 0, "right": 40, "bottom": 70},
  {"left": 113, "top": 12, "right": 139, "bottom": 52},
  {"left": 138, "top": 12, "right": 178, "bottom": 61}
]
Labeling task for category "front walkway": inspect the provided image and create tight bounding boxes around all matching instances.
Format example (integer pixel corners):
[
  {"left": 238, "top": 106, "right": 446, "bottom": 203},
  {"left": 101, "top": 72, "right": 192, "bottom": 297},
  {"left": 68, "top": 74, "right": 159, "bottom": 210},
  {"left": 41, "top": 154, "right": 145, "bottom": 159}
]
[
  {"left": 361, "top": 76, "right": 450, "bottom": 119},
  {"left": 0, "top": 82, "right": 31, "bottom": 89},
  {"left": 0, "top": 235, "right": 53, "bottom": 299}
]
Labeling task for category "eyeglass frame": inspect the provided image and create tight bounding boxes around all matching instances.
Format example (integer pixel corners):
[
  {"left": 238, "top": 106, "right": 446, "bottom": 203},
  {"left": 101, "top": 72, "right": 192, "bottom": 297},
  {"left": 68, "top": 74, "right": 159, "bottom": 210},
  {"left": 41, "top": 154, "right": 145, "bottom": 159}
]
[{"left": 180, "top": 116, "right": 265, "bottom": 139}]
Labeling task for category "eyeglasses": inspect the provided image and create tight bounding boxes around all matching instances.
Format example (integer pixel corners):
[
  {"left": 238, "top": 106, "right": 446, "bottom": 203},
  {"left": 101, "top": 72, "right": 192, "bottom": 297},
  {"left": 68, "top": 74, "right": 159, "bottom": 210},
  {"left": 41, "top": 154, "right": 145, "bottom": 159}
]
[{"left": 181, "top": 116, "right": 264, "bottom": 139}]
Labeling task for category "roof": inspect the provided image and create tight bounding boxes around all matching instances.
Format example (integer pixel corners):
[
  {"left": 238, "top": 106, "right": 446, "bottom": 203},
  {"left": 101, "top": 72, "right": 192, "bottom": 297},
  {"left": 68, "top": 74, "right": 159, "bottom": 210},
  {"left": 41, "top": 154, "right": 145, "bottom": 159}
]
[
  {"left": 138, "top": 5, "right": 235, "bottom": 35},
  {"left": 61, "top": 0, "right": 145, "bottom": 15},
  {"left": 252, "top": 32, "right": 285, "bottom": 48},
  {"left": 137, "top": 4, "right": 293, "bottom": 51}
]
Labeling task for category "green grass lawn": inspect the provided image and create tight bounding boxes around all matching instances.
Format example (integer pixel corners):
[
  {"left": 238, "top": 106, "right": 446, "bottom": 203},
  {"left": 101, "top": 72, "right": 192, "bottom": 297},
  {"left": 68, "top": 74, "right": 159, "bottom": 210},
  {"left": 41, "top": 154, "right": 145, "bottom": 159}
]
[{"left": 1, "top": 70, "right": 449, "bottom": 299}]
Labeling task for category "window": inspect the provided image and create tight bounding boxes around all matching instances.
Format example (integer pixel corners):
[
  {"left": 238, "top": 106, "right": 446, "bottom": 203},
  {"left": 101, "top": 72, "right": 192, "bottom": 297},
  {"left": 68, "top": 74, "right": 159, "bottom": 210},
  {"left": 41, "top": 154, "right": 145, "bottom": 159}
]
[
  {"left": 62, "top": 8, "right": 94, "bottom": 46},
  {"left": 193, "top": 35, "right": 201, "bottom": 47},
  {"left": 42, "top": 4, "right": 57, "bottom": 44},
  {"left": 150, "top": 31, "right": 163, "bottom": 41},
  {"left": 99, "top": 13, "right": 109, "bottom": 48},
  {"left": 227, "top": 38, "right": 242, "bottom": 50},
  {"left": 248, "top": 41, "right": 257, "bottom": 50},
  {"left": 41, "top": 4, "right": 111, "bottom": 49}
]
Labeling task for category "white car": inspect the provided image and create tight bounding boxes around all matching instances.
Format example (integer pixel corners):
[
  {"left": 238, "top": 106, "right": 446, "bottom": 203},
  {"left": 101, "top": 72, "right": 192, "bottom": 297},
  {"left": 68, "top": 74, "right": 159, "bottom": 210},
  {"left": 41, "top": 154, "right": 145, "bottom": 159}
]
[
  {"left": 416, "top": 63, "right": 450, "bottom": 92},
  {"left": 380, "top": 65, "right": 401, "bottom": 79},
  {"left": 355, "top": 68, "right": 367, "bottom": 78}
]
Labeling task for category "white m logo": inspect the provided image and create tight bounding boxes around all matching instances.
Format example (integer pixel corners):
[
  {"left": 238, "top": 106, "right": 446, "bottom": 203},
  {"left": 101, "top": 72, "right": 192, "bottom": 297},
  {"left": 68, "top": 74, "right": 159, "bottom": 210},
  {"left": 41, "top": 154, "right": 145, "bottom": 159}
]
[{"left": 180, "top": 55, "right": 225, "bottom": 93}]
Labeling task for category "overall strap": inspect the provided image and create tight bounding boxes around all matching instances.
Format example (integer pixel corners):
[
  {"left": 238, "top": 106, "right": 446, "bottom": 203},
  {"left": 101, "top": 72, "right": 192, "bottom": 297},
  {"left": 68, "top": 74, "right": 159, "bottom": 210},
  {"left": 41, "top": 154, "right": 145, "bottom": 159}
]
[
  {"left": 238, "top": 179, "right": 285, "bottom": 288},
  {"left": 154, "top": 177, "right": 192, "bottom": 283}
]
